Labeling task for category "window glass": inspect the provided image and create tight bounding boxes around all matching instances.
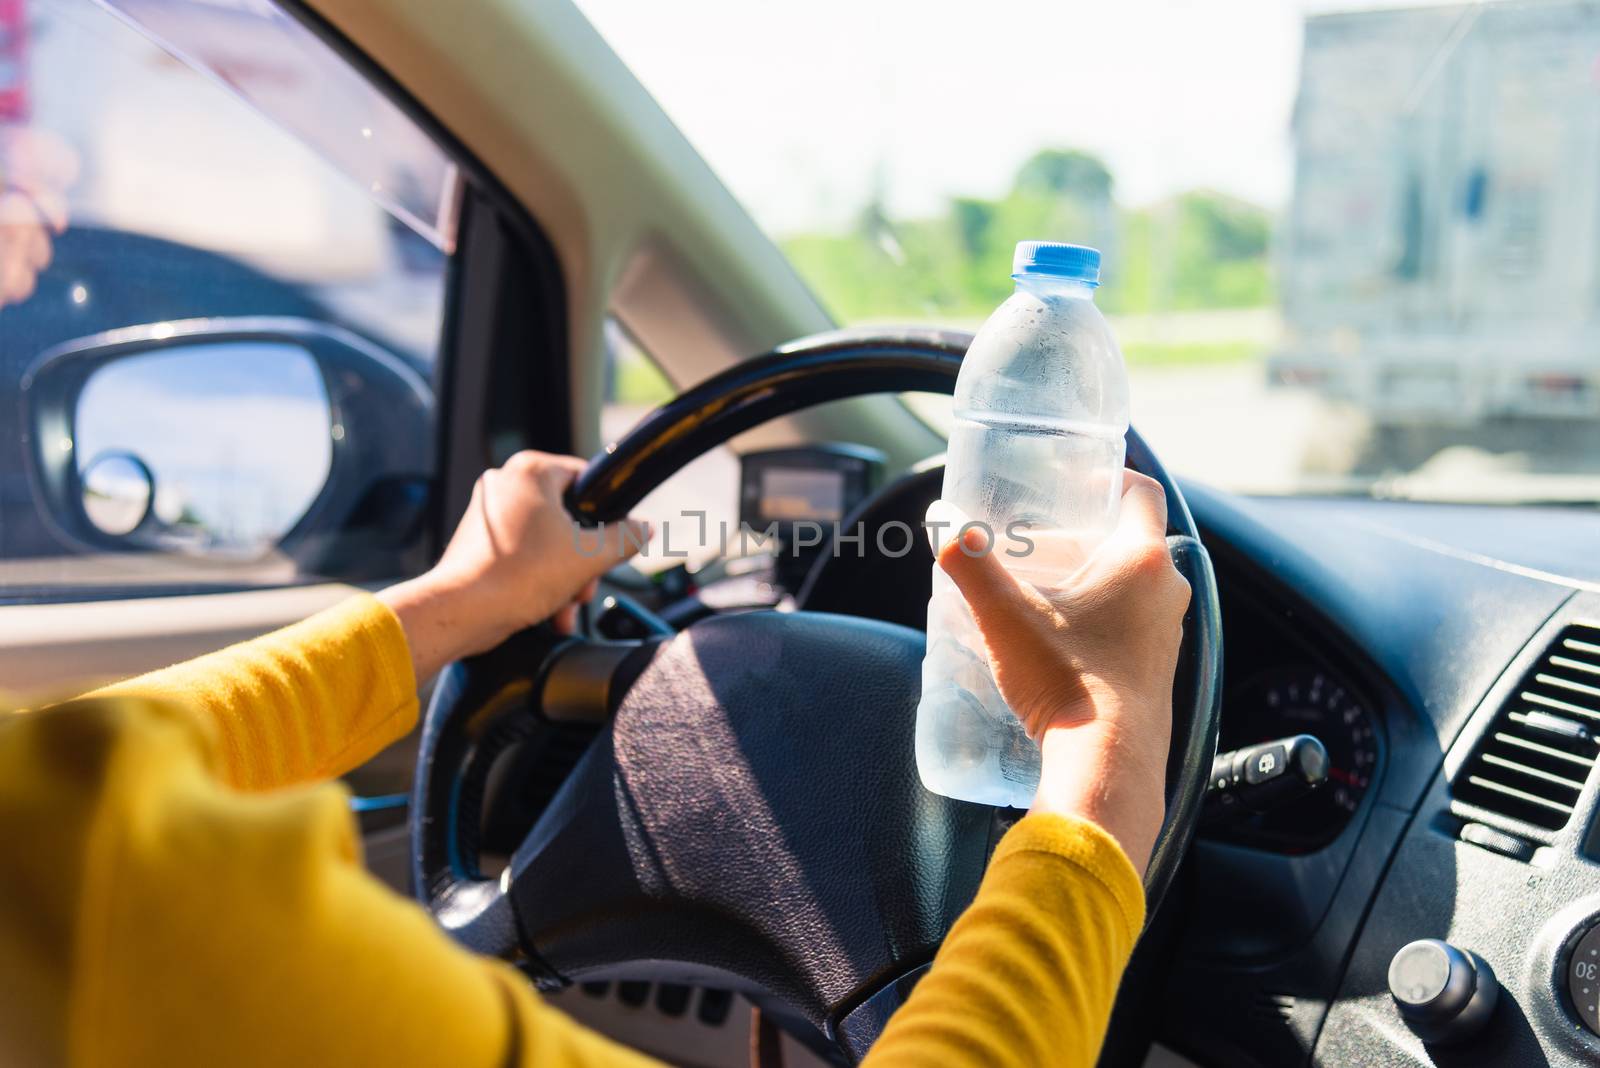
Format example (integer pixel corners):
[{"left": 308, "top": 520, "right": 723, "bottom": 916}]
[
  {"left": 600, "top": 319, "right": 737, "bottom": 570},
  {"left": 576, "top": 0, "right": 1599, "bottom": 505},
  {"left": 100, "top": 0, "right": 459, "bottom": 250},
  {"left": 602, "top": 318, "right": 675, "bottom": 416},
  {"left": 0, "top": 0, "right": 453, "bottom": 598}
]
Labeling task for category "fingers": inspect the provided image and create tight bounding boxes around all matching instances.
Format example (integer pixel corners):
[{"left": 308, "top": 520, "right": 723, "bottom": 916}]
[
  {"left": 551, "top": 454, "right": 590, "bottom": 477},
  {"left": 16, "top": 187, "right": 68, "bottom": 232},
  {"left": 0, "top": 194, "right": 55, "bottom": 310},
  {"left": 1117, "top": 470, "right": 1169, "bottom": 542},
  {"left": 1099, "top": 471, "right": 1190, "bottom": 621},
  {"left": 0, "top": 237, "right": 40, "bottom": 307},
  {"left": 550, "top": 578, "right": 601, "bottom": 637},
  {"left": 571, "top": 517, "right": 650, "bottom": 580},
  {"left": 923, "top": 498, "right": 971, "bottom": 554},
  {"left": 21, "top": 223, "right": 51, "bottom": 271},
  {"left": 0, "top": 191, "right": 46, "bottom": 227},
  {"left": 542, "top": 453, "right": 589, "bottom": 490},
  {"left": 0, "top": 142, "right": 72, "bottom": 232},
  {"left": 499, "top": 449, "right": 588, "bottom": 496},
  {"left": 1, "top": 128, "right": 81, "bottom": 196},
  {"left": 936, "top": 525, "right": 1039, "bottom": 647}
]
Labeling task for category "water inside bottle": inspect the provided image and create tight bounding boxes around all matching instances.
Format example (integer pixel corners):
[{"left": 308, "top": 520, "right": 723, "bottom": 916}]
[
  {"left": 945, "top": 410, "right": 1123, "bottom": 574},
  {"left": 917, "top": 411, "right": 1125, "bottom": 807}
]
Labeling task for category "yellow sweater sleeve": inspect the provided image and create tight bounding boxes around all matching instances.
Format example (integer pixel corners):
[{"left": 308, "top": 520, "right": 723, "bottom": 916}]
[
  {"left": 86, "top": 593, "right": 418, "bottom": 791},
  {"left": 2, "top": 595, "right": 1141, "bottom": 1067},
  {"left": 0, "top": 696, "right": 663, "bottom": 1068},
  {"left": 863, "top": 812, "right": 1146, "bottom": 1068}
]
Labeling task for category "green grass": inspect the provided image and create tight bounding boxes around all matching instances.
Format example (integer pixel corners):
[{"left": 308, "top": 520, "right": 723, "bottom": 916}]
[
  {"left": 1119, "top": 340, "right": 1261, "bottom": 367},
  {"left": 612, "top": 351, "right": 675, "bottom": 406}
]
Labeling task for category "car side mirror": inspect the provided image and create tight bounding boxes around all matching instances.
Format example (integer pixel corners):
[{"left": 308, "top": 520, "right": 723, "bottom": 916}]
[{"left": 21, "top": 317, "right": 434, "bottom": 580}]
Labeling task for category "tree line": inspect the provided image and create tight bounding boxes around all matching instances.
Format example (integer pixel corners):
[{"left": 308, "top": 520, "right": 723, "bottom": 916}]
[{"left": 780, "top": 149, "right": 1273, "bottom": 324}]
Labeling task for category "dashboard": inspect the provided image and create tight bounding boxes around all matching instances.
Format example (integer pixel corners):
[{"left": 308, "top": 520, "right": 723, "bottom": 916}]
[
  {"left": 794, "top": 462, "right": 1388, "bottom": 858},
  {"left": 1167, "top": 487, "right": 1600, "bottom": 1068},
  {"left": 791, "top": 457, "right": 1600, "bottom": 1066},
  {"left": 1210, "top": 619, "right": 1381, "bottom": 855},
  {"left": 504, "top": 446, "right": 1600, "bottom": 1067},
  {"left": 1220, "top": 666, "right": 1378, "bottom": 846}
]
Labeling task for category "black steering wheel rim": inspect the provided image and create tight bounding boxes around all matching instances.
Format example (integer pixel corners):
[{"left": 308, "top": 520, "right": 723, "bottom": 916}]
[{"left": 410, "top": 328, "right": 1222, "bottom": 1060}]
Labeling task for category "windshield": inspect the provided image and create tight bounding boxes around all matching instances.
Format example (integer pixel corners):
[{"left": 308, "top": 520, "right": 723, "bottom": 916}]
[{"left": 576, "top": 0, "right": 1600, "bottom": 505}]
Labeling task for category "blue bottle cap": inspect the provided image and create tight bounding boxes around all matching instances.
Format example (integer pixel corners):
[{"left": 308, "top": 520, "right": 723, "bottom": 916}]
[{"left": 1012, "top": 241, "right": 1101, "bottom": 285}]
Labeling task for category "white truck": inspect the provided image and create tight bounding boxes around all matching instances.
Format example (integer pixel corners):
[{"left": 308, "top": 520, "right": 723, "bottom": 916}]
[{"left": 1271, "top": 0, "right": 1600, "bottom": 427}]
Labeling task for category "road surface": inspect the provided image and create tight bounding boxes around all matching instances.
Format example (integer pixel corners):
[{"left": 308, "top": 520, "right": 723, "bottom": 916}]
[{"left": 603, "top": 359, "right": 1600, "bottom": 571}]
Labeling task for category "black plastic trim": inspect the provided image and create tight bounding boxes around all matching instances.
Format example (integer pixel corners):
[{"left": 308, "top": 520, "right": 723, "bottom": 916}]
[{"left": 273, "top": 0, "right": 571, "bottom": 549}]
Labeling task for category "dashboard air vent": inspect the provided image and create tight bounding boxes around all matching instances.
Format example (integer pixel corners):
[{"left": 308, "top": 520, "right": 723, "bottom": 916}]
[{"left": 1453, "top": 624, "right": 1600, "bottom": 831}]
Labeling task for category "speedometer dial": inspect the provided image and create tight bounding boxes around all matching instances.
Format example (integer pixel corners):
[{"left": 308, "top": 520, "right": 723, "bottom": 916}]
[{"left": 1216, "top": 666, "right": 1380, "bottom": 852}]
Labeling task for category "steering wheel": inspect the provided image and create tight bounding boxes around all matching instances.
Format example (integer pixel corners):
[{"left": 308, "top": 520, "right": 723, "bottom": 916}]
[{"left": 409, "top": 328, "right": 1222, "bottom": 1062}]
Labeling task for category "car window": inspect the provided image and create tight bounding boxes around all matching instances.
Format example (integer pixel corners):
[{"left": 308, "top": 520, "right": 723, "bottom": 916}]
[
  {"left": 600, "top": 319, "right": 738, "bottom": 570},
  {"left": 0, "top": 0, "right": 456, "bottom": 601},
  {"left": 577, "top": 0, "right": 1600, "bottom": 507}
]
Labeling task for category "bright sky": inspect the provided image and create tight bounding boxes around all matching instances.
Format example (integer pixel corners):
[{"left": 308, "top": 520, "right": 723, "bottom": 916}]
[{"left": 574, "top": 0, "right": 1470, "bottom": 235}]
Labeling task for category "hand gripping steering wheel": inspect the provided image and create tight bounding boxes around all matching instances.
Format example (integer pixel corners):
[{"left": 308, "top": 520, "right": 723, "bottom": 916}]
[{"left": 409, "top": 328, "right": 1222, "bottom": 1062}]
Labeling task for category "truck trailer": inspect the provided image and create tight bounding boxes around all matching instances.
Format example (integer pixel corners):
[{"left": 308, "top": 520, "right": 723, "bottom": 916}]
[{"left": 1272, "top": 0, "right": 1600, "bottom": 427}]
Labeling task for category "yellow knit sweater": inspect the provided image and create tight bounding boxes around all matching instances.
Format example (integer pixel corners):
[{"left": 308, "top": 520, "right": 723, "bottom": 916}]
[{"left": 0, "top": 594, "right": 1143, "bottom": 1067}]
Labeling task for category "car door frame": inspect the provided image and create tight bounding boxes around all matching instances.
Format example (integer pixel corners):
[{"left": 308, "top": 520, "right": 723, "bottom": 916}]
[{"left": 0, "top": 3, "right": 573, "bottom": 886}]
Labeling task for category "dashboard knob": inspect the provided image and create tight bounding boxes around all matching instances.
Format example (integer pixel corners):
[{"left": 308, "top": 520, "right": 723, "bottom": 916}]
[
  {"left": 1387, "top": 939, "right": 1499, "bottom": 1043},
  {"left": 1562, "top": 921, "right": 1600, "bottom": 1036}
]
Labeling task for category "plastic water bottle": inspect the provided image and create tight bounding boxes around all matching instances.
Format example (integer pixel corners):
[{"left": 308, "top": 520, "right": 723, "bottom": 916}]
[{"left": 916, "top": 241, "right": 1130, "bottom": 808}]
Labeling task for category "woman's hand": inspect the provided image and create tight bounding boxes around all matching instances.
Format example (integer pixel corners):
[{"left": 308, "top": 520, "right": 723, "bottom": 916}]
[
  {"left": 934, "top": 472, "right": 1190, "bottom": 874},
  {"left": 0, "top": 128, "right": 78, "bottom": 308},
  {"left": 379, "top": 451, "right": 647, "bottom": 682}
]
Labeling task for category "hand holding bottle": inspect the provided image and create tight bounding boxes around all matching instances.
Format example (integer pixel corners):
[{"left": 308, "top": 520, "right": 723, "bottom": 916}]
[{"left": 933, "top": 472, "right": 1190, "bottom": 872}]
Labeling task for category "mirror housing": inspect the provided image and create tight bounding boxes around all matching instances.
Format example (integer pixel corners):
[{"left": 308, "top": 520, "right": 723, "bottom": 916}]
[{"left": 20, "top": 316, "right": 435, "bottom": 580}]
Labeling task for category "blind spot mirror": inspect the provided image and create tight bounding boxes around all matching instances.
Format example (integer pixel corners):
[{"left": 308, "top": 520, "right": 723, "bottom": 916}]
[{"left": 81, "top": 452, "right": 155, "bottom": 537}]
